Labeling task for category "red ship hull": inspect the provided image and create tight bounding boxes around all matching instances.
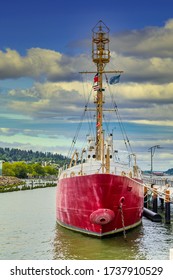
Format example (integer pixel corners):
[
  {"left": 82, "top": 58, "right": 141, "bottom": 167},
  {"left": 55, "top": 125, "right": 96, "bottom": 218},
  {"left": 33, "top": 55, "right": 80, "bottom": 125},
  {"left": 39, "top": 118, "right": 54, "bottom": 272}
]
[{"left": 56, "top": 174, "right": 144, "bottom": 237}]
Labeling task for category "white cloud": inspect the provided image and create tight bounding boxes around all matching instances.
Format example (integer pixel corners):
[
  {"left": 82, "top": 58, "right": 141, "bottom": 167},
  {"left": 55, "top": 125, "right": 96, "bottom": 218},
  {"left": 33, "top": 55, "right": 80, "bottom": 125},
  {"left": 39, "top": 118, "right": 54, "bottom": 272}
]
[
  {"left": 0, "top": 48, "right": 82, "bottom": 81},
  {"left": 1, "top": 78, "right": 173, "bottom": 125},
  {"left": 0, "top": 19, "right": 173, "bottom": 170},
  {"left": 0, "top": 19, "right": 173, "bottom": 84},
  {"left": 6, "top": 81, "right": 86, "bottom": 119},
  {"left": 111, "top": 18, "right": 173, "bottom": 58}
]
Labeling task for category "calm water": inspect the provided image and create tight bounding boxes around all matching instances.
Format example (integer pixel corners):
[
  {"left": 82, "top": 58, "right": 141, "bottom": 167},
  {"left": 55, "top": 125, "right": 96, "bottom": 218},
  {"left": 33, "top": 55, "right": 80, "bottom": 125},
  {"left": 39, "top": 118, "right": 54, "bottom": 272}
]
[{"left": 0, "top": 187, "right": 173, "bottom": 260}]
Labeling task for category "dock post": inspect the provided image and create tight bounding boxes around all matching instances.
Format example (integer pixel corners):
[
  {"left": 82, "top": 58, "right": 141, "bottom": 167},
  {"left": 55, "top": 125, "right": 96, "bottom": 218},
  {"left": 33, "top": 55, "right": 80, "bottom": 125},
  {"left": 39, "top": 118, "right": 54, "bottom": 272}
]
[
  {"left": 152, "top": 186, "right": 158, "bottom": 213},
  {"left": 144, "top": 186, "right": 148, "bottom": 208},
  {"left": 165, "top": 189, "right": 171, "bottom": 224},
  {"left": 159, "top": 197, "right": 164, "bottom": 210}
]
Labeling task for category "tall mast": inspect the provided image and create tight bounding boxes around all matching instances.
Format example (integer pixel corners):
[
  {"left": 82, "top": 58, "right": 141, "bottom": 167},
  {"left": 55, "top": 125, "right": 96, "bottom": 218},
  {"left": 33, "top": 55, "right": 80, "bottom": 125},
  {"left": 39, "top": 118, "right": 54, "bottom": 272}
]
[
  {"left": 80, "top": 21, "right": 123, "bottom": 162},
  {"left": 92, "top": 21, "right": 110, "bottom": 160}
]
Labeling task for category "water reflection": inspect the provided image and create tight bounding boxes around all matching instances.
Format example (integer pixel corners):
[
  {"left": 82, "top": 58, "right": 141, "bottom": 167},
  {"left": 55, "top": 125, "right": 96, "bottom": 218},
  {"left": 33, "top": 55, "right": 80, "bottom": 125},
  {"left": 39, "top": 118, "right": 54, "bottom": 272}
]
[
  {"left": 139, "top": 217, "right": 173, "bottom": 259},
  {"left": 53, "top": 215, "right": 173, "bottom": 260},
  {"left": 0, "top": 188, "right": 172, "bottom": 260},
  {"left": 53, "top": 223, "right": 147, "bottom": 260}
]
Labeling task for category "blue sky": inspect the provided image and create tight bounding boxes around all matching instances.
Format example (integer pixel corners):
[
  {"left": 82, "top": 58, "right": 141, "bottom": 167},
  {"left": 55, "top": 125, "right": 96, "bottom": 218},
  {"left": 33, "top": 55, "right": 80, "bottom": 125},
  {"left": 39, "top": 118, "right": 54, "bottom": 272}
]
[{"left": 0, "top": 0, "right": 173, "bottom": 171}]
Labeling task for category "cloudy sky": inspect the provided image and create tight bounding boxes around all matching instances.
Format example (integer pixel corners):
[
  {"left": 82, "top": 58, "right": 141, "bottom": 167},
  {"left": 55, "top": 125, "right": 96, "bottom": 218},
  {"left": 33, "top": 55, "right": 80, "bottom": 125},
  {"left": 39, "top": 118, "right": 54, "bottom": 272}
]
[{"left": 0, "top": 0, "right": 173, "bottom": 171}]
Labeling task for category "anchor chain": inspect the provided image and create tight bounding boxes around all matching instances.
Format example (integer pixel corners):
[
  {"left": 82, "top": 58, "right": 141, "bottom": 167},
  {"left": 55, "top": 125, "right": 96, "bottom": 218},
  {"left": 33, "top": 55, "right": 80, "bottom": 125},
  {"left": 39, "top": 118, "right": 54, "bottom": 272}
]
[{"left": 119, "top": 203, "right": 126, "bottom": 239}]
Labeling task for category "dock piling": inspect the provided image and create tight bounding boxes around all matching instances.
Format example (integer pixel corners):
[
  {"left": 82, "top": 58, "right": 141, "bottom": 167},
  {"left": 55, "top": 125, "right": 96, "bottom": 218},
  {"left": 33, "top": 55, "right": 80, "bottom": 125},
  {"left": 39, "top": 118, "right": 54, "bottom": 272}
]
[
  {"left": 159, "top": 197, "right": 164, "bottom": 210},
  {"left": 165, "top": 189, "right": 171, "bottom": 224},
  {"left": 144, "top": 186, "right": 148, "bottom": 208},
  {"left": 152, "top": 186, "right": 158, "bottom": 213}
]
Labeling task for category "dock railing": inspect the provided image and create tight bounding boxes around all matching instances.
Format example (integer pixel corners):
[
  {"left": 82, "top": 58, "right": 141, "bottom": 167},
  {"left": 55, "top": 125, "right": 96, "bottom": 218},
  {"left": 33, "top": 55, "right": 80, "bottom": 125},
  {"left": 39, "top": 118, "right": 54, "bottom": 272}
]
[
  {"left": 143, "top": 176, "right": 173, "bottom": 208},
  {"left": 143, "top": 175, "right": 173, "bottom": 187}
]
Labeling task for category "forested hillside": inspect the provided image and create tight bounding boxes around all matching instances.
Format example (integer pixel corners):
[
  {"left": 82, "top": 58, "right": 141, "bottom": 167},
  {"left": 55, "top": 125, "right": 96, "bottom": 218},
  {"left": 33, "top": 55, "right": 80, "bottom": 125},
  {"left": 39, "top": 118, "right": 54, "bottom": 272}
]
[
  {"left": 165, "top": 168, "right": 173, "bottom": 175},
  {"left": 0, "top": 147, "right": 69, "bottom": 166}
]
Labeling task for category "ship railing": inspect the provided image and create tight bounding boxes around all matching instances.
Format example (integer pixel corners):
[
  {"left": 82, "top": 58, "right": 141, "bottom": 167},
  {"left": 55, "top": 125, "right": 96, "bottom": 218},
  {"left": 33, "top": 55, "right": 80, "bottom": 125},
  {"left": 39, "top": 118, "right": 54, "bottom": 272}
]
[{"left": 59, "top": 161, "right": 142, "bottom": 180}]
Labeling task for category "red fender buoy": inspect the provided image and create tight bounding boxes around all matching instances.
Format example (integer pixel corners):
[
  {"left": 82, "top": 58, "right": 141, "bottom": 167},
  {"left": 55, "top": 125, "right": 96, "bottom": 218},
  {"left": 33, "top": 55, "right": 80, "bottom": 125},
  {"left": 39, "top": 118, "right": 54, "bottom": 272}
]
[{"left": 90, "top": 208, "right": 115, "bottom": 225}]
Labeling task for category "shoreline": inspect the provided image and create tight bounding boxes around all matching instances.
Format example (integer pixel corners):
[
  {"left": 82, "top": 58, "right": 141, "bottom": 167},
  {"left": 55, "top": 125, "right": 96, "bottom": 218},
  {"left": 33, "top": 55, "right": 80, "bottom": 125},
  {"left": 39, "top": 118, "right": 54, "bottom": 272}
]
[{"left": 0, "top": 176, "right": 57, "bottom": 193}]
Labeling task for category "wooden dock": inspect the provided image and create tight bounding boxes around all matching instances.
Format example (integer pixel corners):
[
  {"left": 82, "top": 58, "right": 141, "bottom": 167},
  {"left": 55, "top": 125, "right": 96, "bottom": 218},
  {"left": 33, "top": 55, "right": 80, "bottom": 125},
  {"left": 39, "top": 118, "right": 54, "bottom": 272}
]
[
  {"left": 143, "top": 176, "right": 173, "bottom": 202},
  {"left": 143, "top": 175, "right": 173, "bottom": 224}
]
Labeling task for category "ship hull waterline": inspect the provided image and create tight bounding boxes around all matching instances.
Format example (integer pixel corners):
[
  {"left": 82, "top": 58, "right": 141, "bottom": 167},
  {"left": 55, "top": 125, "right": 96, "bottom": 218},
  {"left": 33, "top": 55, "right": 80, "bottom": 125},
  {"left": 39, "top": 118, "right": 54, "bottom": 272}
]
[{"left": 56, "top": 173, "right": 144, "bottom": 237}]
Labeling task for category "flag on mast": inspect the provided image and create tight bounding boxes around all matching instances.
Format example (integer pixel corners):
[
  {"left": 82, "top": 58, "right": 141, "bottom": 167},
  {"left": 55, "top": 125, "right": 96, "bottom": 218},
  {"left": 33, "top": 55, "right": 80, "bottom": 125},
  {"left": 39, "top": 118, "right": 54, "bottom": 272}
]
[
  {"left": 93, "top": 85, "right": 100, "bottom": 91},
  {"left": 94, "top": 73, "right": 99, "bottom": 83},
  {"left": 93, "top": 73, "right": 100, "bottom": 91},
  {"left": 109, "top": 75, "right": 121, "bottom": 84}
]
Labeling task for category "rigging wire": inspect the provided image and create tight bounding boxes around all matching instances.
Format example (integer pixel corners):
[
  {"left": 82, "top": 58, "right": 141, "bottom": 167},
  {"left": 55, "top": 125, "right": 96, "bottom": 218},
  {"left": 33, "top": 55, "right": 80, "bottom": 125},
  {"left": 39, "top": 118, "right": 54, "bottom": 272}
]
[
  {"left": 103, "top": 114, "right": 111, "bottom": 135},
  {"left": 68, "top": 71, "right": 134, "bottom": 160},
  {"left": 104, "top": 73, "right": 133, "bottom": 154},
  {"left": 67, "top": 84, "right": 94, "bottom": 159},
  {"left": 82, "top": 73, "right": 96, "bottom": 137}
]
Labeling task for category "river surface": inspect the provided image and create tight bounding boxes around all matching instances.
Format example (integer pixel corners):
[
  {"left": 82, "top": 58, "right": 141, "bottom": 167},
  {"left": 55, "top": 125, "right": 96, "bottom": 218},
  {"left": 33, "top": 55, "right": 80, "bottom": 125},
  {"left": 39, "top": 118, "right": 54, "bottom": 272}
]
[{"left": 0, "top": 187, "right": 173, "bottom": 260}]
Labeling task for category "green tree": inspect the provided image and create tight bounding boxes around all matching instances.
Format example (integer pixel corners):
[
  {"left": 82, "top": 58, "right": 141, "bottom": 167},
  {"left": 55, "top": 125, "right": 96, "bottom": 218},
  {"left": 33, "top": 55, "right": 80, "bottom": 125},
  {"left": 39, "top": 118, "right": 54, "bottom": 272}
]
[
  {"left": 12, "top": 162, "right": 28, "bottom": 178},
  {"left": 2, "top": 162, "right": 15, "bottom": 177},
  {"left": 32, "top": 163, "right": 45, "bottom": 177},
  {"left": 44, "top": 165, "right": 57, "bottom": 176}
]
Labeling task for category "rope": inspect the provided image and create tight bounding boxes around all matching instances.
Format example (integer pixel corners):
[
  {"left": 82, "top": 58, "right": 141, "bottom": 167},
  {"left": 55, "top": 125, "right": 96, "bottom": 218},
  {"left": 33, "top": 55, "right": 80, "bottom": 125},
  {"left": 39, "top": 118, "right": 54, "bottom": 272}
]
[
  {"left": 144, "top": 192, "right": 152, "bottom": 203},
  {"left": 144, "top": 183, "right": 173, "bottom": 203},
  {"left": 125, "top": 175, "right": 173, "bottom": 203}
]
